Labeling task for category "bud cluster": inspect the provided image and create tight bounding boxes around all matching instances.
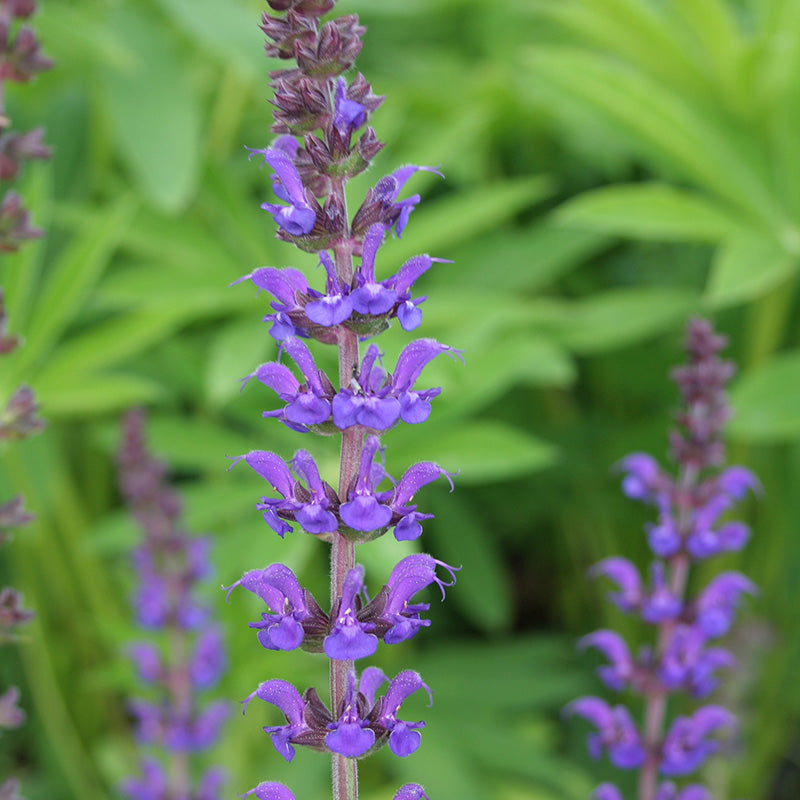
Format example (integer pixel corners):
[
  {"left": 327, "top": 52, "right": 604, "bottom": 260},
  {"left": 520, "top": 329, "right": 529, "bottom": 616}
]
[
  {"left": 0, "top": 2, "right": 50, "bottom": 794},
  {"left": 567, "top": 319, "right": 757, "bottom": 800},
  {"left": 117, "top": 411, "right": 228, "bottom": 800},
  {"left": 225, "top": 3, "right": 461, "bottom": 800},
  {"left": 0, "top": 0, "right": 51, "bottom": 252}
]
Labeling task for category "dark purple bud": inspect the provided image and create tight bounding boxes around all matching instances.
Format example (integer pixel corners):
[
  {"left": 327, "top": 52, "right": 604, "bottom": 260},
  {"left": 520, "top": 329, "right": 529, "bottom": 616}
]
[
  {"left": 0, "top": 191, "right": 42, "bottom": 252},
  {"left": 0, "top": 687, "right": 24, "bottom": 729}
]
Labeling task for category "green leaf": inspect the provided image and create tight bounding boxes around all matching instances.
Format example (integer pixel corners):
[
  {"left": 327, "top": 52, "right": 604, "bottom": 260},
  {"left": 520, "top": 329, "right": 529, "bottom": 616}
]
[
  {"left": 729, "top": 351, "right": 800, "bottom": 442},
  {"left": 102, "top": 7, "right": 202, "bottom": 212},
  {"left": 556, "top": 183, "right": 743, "bottom": 241},
  {"left": 36, "top": 372, "right": 163, "bottom": 416},
  {"left": 204, "top": 318, "right": 274, "bottom": 407},
  {"left": 547, "top": 287, "right": 699, "bottom": 354},
  {"left": 526, "top": 46, "right": 781, "bottom": 228},
  {"left": 440, "top": 221, "right": 610, "bottom": 292},
  {"left": 383, "top": 177, "right": 553, "bottom": 264},
  {"left": 387, "top": 421, "right": 558, "bottom": 484},
  {"left": 704, "top": 231, "right": 797, "bottom": 308},
  {"left": 427, "top": 494, "right": 512, "bottom": 632},
  {"left": 154, "top": 0, "right": 265, "bottom": 81},
  {"left": 13, "top": 195, "right": 137, "bottom": 375},
  {"left": 35, "top": 306, "right": 200, "bottom": 382}
]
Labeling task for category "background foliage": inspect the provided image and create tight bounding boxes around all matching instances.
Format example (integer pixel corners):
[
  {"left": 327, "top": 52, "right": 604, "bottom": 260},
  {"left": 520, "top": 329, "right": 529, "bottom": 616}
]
[{"left": 1, "top": 0, "right": 799, "bottom": 798}]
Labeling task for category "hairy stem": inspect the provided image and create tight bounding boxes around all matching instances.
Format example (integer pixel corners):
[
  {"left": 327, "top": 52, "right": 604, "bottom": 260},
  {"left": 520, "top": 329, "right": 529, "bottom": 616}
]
[
  {"left": 638, "top": 465, "right": 695, "bottom": 800},
  {"left": 330, "top": 184, "right": 359, "bottom": 800}
]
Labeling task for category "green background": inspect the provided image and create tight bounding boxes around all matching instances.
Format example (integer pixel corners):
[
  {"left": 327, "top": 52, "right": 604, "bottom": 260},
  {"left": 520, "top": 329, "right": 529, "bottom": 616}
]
[{"left": 1, "top": 0, "right": 799, "bottom": 798}]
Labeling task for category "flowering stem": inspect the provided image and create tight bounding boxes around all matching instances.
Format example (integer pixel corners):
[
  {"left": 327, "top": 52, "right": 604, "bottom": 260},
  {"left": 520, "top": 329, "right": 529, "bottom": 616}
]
[
  {"left": 331, "top": 194, "right": 359, "bottom": 800},
  {"left": 639, "top": 464, "right": 695, "bottom": 800}
]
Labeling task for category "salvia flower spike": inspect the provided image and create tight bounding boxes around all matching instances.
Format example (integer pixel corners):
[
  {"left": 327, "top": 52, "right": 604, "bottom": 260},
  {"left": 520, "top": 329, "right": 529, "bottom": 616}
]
[
  {"left": 0, "top": 3, "right": 51, "bottom": 795},
  {"left": 117, "top": 410, "right": 228, "bottom": 800},
  {"left": 569, "top": 318, "right": 757, "bottom": 800},
  {"left": 226, "top": 3, "right": 461, "bottom": 799}
]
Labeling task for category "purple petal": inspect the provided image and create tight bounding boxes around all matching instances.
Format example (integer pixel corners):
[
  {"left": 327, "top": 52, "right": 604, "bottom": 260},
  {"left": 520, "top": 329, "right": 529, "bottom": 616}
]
[
  {"left": 257, "top": 616, "right": 305, "bottom": 651},
  {"left": 351, "top": 283, "right": 398, "bottom": 316},
  {"left": 325, "top": 722, "right": 375, "bottom": 757},
  {"left": 397, "top": 300, "right": 424, "bottom": 331},
  {"left": 355, "top": 396, "right": 401, "bottom": 430},
  {"left": 393, "top": 785, "right": 428, "bottom": 800},
  {"left": 591, "top": 785, "right": 624, "bottom": 800},
  {"left": 295, "top": 503, "right": 339, "bottom": 535},
  {"left": 241, "top": 362, "right": 299, "bottom": 395},
  {"left": 381, "top": 670, "right": 433, "bottom": 718},
  {"left": 244, "top": 267, "right": 308, "bottom": 308},
  {"left": 388, "top": 721, "right": 423, "bottom": 757},
  {"left": 588, "top": 557, "right": 642, "bottom": 612},
  {"left": 340, "top": 495, "right": 393, "bottom": 531},
  {"left": 232, "top": 451, "right": 294, "bottom": 498},
  {"left": 305, "top": 293, "right": 353, "bottom": 326},
  {"left": 392, "top": 339, "right": 463, "bottom": 393},
  {"left": 242, "top": 782, "right": 296, "bottom": 800},
  {"left": 393, "top": 462, "right": 453, "bottom": 511},
  {"left": 242, "top": 679, "right": 304, "bottom": 722},
  {"left": 359, "top": 667, "right": 388, "bottom": 708}
]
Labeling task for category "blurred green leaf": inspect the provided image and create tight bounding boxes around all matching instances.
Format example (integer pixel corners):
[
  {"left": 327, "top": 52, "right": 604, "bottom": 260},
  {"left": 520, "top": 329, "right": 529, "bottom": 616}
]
[
  {"left": 155, "top": 0, "right": 265, "bottom": 81},
  {"left": 384, "top": 177, "right": 553, "bottom": 264},
  {"left": 102, "top": 7, "right": 202, "bottom": 212},
  {"left": 556, "top": 182, "right": 743, "bottom": 241},
  {"left": 704, "top": 231, "right": 797, "bottom": 308},
  {"left": 388, "top": 420, "right": 558, "bottom": 483},
  {"left": 729, "top": 350, "right": 800, "bottom": 442},
  {"left": 12, "top": 194, "right": 136, "bottom": 376},
  {"left": 36, "top": 372, "right": 163, "bottom": 416},
  {"left": 545, "top": 287, "right": 699, "bottom": 354},
  {"left": 427, "top": 493, "right": 512, "bottom": 632}
]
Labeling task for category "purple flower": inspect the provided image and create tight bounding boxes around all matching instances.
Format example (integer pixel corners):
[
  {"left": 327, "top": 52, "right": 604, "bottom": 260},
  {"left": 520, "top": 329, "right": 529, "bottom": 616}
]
[
  {"left": 119, "top": 758, "right": 167, "bottom": 800},
  {"left": 305, "top": 251, "right": 353, "bottom": 327},
  {"left": 127, "top": 643, "right": 162, "bottom": 685},
  {"left": 333, "top": 77, "right": 366, "bottom": 134},
  {"left": 565, "top": 697, "right": 645, "bottom": 769},
  {"left": 617, "top": 453, "right": 664, "bottom": 501},
  {"left": 231, "top": 267, "right": 310, "bottom": 340},
  {"left": 351, "top": 224, "right": 400, "bottom": 315},
  {"left": 578, "top": 631, "right": 635, "bottom": 692},
  {"left": 640, "top": 563, "right": 682, "bottom": 624},
  {"left": 332, "top": 339, "right": 461, "bottom": 430},
  {"left": 371, "top": 669, "right": 432, "bottom": 757},
  {"left": 190, "top": 627, "right": 227, "bottom": 688},
  {"left": 224, "top": 563, "right": 327, "bottom": 651},
  {"left": 241, "top": 782, "right": 296, "bottom": 800},
  {"left": 232, "top": 449, "right": 339, "bottom": 537},
  {"left": 366, "top": 554, "right": 460, "bottom": 645},
  {"left": 656, "top": 783, "right": 713, "bottom": 800},
  {"left": 243, "top": 336, "right": 335, "bottom": 431},
  {"left": 659, "top": 625, "right": 735, "bottom": 697},
  {"left": 589, "top": 557, "right": 643, "bottom": 614},
  {"left": 325, "top": 671, "right": 376, "bottom": 757},
  {"left": 242, "top": 679, "right": 313, "bottom": 762},
  {"left": 692, "top": 572, "right": 757, "bottom": 638},
  {"left": 248, "top": 147, "right": 317, "bottom": 235},
  {"left": 660, "top": 705, "right": 736, "bottom": 775},
  {"left": 393, "top": 785, "right": 429, "bottom": 800},
  {"left": 590, "top": 785, "right": 623, "bottom": 800},
  {"left": 324, "top": 565, "right": 378, "bottom": 660}
]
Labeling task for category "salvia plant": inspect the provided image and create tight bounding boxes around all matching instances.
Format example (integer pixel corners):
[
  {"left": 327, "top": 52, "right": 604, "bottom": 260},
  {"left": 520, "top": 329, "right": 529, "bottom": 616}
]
[
  {"left": 0, "top": 1, "right": 50, "bottom": 796},
  {"left": 222, "top": 2, "right": 461, "bottom": 800},
  {"left": 117, "top": 410, "right": 229, "bottom": 800},
  {"left": 567, "top": 318, "right": 758, "bottom": 800}
]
